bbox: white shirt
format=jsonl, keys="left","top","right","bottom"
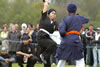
{"left": 95, "top": 32, "right": 100, "bottom": 41}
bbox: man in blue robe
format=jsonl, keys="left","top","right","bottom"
{"left": 56, "top": 3, "right": 89, "bottom": 67}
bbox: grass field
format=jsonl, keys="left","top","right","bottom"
{"left": 12, "top": 64, "right": 94, "bottom": 67}
{"left": 12, "top": 64, "right": 75, "bottom": 67}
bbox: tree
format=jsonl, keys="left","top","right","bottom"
{"left": 0, "top": 0, "right": 8, "bottom": 25}
{"left": 4, "top": 0, "right": 43, "bottom": 26}
{"left": 82, "top": 0, "right": 100, "bottom": 21}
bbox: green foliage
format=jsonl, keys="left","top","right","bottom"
{"left": 96, "top": 10, "right": 100, "bottom": 21}
{"left": 0, "top": 0, "right": 99, "bottom": 28}
{"left": 85, "top": 21, "right": 100, "bottom": 28}
{"left": 6, "top": 0, "right": 43, "bottom": 26}
{"left": 0, "top": 0, "right": 43, "bottom": 27}
{"left": 77, "top": 8, "right": 89, "bottom": 17}
{"left": 0, "top": 0, "right": 8, "bottom": 24}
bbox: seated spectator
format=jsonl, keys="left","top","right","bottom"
{"left": 0, "top": 47, "right": 15, "bottom": 67}
{"left": 16, "top": 34, "right": 39, "bottom": 67}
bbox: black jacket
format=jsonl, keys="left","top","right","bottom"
{"left": 86, "top": 31, "right": 95, "bottom": 45}
{"left": 17, "top": 43, "right": 35, "bottom": 55}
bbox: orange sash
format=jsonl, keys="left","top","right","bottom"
{"left": 65, "top": 30, "right": 80, "bottom": 36}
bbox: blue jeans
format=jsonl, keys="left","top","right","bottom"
{"left": 93, "top": 46, "right": 100, "bottom": 67}
{"left": 87, "top": 46, "right": 93, "bottom": 65}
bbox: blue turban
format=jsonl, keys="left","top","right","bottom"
{"left": 96, "top": 28, "right": 100, "bottom": 31}
{"left": 48, "top": 8, "right": 56, "bottom": 15}
{"left": 67, "top": 3, "right": 77, "bottom": 13}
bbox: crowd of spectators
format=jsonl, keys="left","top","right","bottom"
{"left": 0, "top": 23, "right": 99, "bottom": 67}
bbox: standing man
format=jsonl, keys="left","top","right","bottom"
{"left": 80, "top": 26, "right": 88, "bottom": 64}
{"left": 8, "top": 25, "right": 20, "bottom": 57}
{"left": 92, "top": 28, "right": 100, "bottom": 67}
{"left": 37, "top": 0, "right": 58, "bottom": 67}
{"left": 86, "top": 24, "right": 95, "bottom": 67}
{"left": 56, "top": 3, "right": 89, "bottom": 67}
